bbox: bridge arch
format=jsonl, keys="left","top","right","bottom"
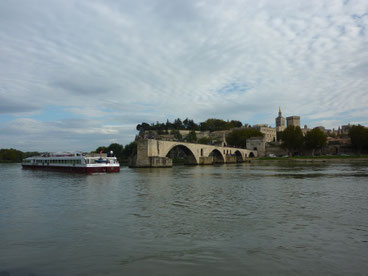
{"left": 249, "top": 152, "right": 255, "bottom": 158}
{"left": 209, "top": 149, "right": 225, "bottom": 164}
{"left": 234, "top": 150, "right": 243, "bottom": 162}
{"left": 164, "top": 144, "right": 198, "bottom": 165}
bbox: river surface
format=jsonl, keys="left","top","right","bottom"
{"left": 1, "top": 161, "right": 368, "bottom": 275}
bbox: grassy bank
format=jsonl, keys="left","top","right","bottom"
{"left": 258, "top": 155, "right": 368, "bottom": 161}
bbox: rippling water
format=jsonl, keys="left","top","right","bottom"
{"left": 1, "top": 161, "right": 368, "bottom": 275}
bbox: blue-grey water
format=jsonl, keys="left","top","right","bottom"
{"left": 1, "top": 161, "right": 368, "bottom": 275}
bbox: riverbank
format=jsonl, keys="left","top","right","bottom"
{"left": 257, "top": 155, "right": 368, "bottom": 162}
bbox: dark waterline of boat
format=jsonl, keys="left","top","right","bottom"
{"left": 1, "top": 162, "right": 368, "bottom": 275}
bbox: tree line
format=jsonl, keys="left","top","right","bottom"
{"left": 3, "top": 125, "right": 366, "bottom": 164}
{"left": 95, "top": 142, "right": 137, "bottom": 164}
{"left": 136, "top": 118, "right": 243, "bottom": 133}
{"left": 0, "top": 142, "right": 139, "bottom": 164}
{"left": 280, "top": 124, "right": 368, "bottom": 156}
{"left": 0, "top": 149, "right": 39, "bottom": 163}
{"left": 226, "top": 128, "right": 264, "bottom": 148}
{"left": 348, "top": 125, "right": 368, "bottom": 152}
{"left": 279, "top": 126, "right": 327, "bottom": 156}
{"left": 146, "top": 127, "right": 263, "bottom": 148}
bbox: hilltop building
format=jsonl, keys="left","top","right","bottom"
{"left": 275, "top": 107, "right": 286, "bottom": 132}
{"left": 246, "top": 136, "right": 266, "bottom": 156}
{"left": 286, "top": 116, "right": 300, "bottom": 127}
{"left": 340, "top": 124, "right": 352, "bottom": 135}
{"left": 302, "top": 125, "right": 310, "bottom": 135}
{"left": 253, "top": 124, "right": 276, "bottom": 143}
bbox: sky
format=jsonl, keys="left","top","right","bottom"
{"left": 0, "top": 0, "right": 368, "bottom": 151}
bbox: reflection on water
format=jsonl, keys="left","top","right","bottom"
{"left": 1, "top": 161, "right": 368, "bottom": 275}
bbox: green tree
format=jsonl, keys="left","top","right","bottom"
{"left": 183, "top": 118, "right": 200, "bottom": 130}
{"left": 186, "top": 130, "right": 197, "bottom": 143}
{"left": 107, "top": 143, "right": 124, "bottom": 158}
{"left": 200, "top": 119, "right": 233, "bottom": 131}
{"left": 171, "top": 130, "right": 183, "bottom": 141}
{"left": 165, "top": 119, "right": 173, "bottom": 130}
{"left": 95, "top": 142, "right": 137, "bottom": 163}
{"left": 123, "top": 141, "right": 137, "bottom": 158}
{"left": 0, "top": 148, "right": 24, "bottom": 163}
{"left": 95, "top": 146, "right": 107, "bottom": 153}
{"left": 280, "top": 126, "right": 304, "bottom": 156}
{"left": 349, "top": 125, "right": 368, "bottom": 153}
{"left": 226, "top": 128, "right": 263, "bottom": 148}
{"left": 173, "top": 118, "right": 184, "bottom": 130}
{"left": 136, "top": 122, "right": 151, "bottom": 132}
{"left": 183, "top": 118, "right": 190, "bottom": 129}
{"left": 137, "top": 118, "right": 240, "bottom": 133}
{"left": 0, "top": 148, "right": 37, "bottom": 163}
{"left": 304, "top": 128, "right": 327, "bottom": 156}
{"left": 230, "top": 120, "right": 242, "bottom": 128}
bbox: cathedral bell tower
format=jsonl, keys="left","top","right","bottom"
{"left": 275, "top": 106, "right": 286, "bottom": 132}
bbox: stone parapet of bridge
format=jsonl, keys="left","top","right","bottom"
{"left": 130, "top": 139, "right": 257, "bottom": 168}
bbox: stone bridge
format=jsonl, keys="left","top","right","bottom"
{"left": 130, "top": 139, "right": 258, "bottom": 168}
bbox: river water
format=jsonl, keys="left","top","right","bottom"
{"left": 1, "top": 161, "right": 368, "bottom": 275}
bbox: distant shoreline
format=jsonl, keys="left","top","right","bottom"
{"left": 2, "top": 156, "right": 368, "bottom": 165}
{"left": 256, "top": 156, "right": 368, "bottom": 162}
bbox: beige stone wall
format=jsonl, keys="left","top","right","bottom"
{"left": 149, "top": 157, "right": 173, "bottom": 167}
{"left": 133, "top": 139, "right": 258, "bottom": 167}
{"left": 246, "top": 137, "right": 266, "bottom": 157}
{"left": 276, "top": 126, "right": 286, "bottom": 132}
{"left": 253, "top": 125, "right": 276, "bottom": 143}
{"left": 198, "top": 156, "right": 214, "bottom": 165}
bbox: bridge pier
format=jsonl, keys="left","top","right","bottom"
{"left": 129, "top": 139, "right": 173, "bottom": 168}
{"left": 225, "top": 155, "right": 237, "bottom": 163}
{"left": 198, "top": 156, "right": 214, "bottom": 165}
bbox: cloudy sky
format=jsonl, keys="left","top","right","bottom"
{"left": 1, "top": 0, "right": 367, "bottom": 151}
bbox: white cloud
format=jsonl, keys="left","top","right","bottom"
{"left": 0, "top": 117, "right": 136, "bottom": 151}
{"left": 0, "top": 0, "right": 368, "bottom": 150}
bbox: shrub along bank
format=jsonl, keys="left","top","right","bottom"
{"left": 0, "top": 149, "right": 39, "bottom": 163}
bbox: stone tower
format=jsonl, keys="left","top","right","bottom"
{"left": 275, "top": 107, "right": 286, "bottom": 132}
{"left": 286, "top": 116, "right": 300, "bottom": 127}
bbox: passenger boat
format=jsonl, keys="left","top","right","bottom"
{"left": 21, "top": 152, "right": 120, "bottom": 173}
